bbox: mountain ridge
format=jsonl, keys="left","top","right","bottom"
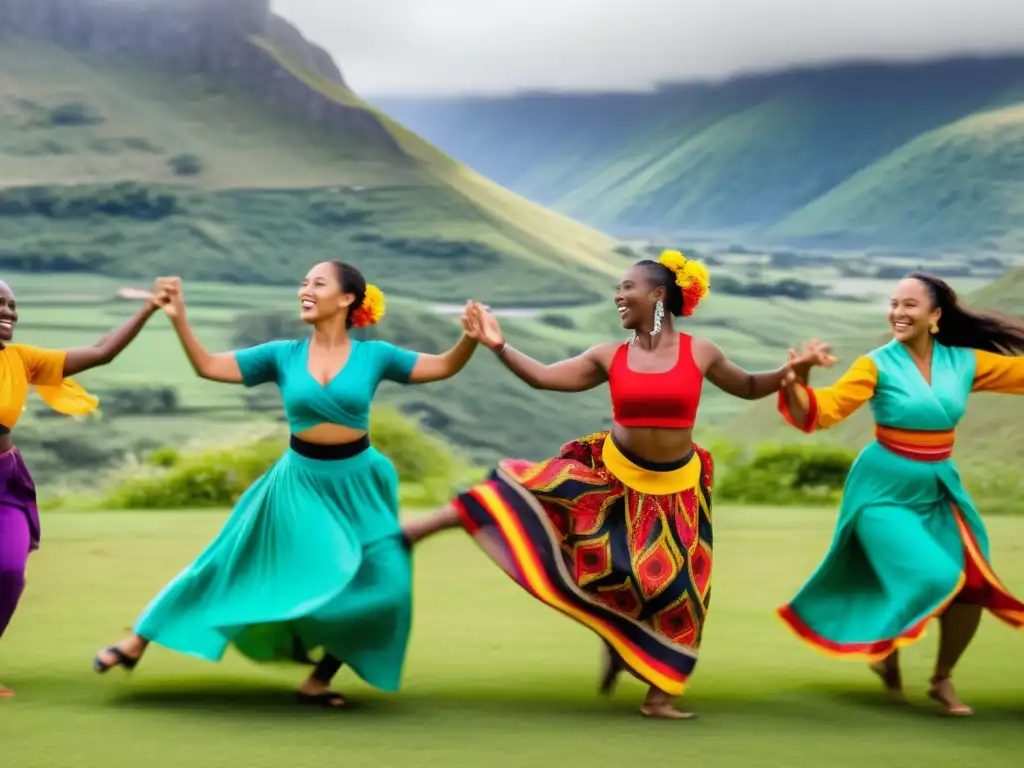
{"left": 374, "top": 55, "right": 1024, "bottom": 250}
{"left": 0, "top": 0, "right": 621, "bottom": 302}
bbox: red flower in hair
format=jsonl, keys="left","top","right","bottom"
{"left": 350, "top": 284, "right": 385, "bottom": 328}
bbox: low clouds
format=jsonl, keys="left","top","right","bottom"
{"left": 272, "top": 0, "right": 1024, "bottom": 95}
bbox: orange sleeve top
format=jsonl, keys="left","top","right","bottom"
{"left": 778, "top": 348, "right": 1024, "bottom": 434}
{"left": 0, "top": 344, "right": 99, "bottom": 430}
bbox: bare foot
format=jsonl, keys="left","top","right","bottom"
{"left": 869, "top": 655, "right": 906, "bottom": 701}
{"left": 928, "top": 676, "right": 973, "bottom": 717}
{"left": 0, "top": 684, "right": 13, "bottom": 698}
{"left": 640, "top": 688, "right": 696, "bottom": 720}
{"left": 297, "top": 678, "right": 345, "bottom": 708}
{"left": 93, "top": 636, "right": 147, "bottom": 674}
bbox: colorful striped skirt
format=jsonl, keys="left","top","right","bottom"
{"left": 778, "top": 428, "right": 1024, "bottom": 660}
{"left": 453, "top": 431, "right": 714, "bottom": 696}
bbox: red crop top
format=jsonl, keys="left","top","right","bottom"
{"left": 609, "top": 335, "right": 704, "bottom": 428}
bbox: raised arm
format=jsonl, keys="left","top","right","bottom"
{"left": 971, "top": 349, "right": 1024, "bottom": 395}
{"left": 161, "top": 278, "right": 244, "bottom": 384}
{"left": 61, "top": 287, "right": 165, "bottom": 376}
{"left": 468, "top": 302, "right": 608, "bottom": 392}
{"left": 407, "top": 324, "right": 479, "bottom": 384}
{"left": 699, "top": 339, "right": 794, "bottom": 400}
{"left": 780, "top": 355, "right": 877, "bottom": 433}
{"left": 493, "top": 344, "right": 610, "bottom": 392}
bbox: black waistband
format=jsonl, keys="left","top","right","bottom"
{"left": 610, "top": 432, "right": 694, "bottom": 472}
{"left": 289, "top": 434, "right": 370, "bottom": 460}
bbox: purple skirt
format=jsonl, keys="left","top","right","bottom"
{"left": 0, "top": 448, "right": 40, "bottom": 551}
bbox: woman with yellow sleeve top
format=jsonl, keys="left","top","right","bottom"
{"left": 0, "top": 278, "right": 167, "bottom": 698}
{"left": 778, "top": 271, "right": 1024, "bottom": 717}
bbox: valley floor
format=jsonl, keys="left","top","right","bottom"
{"left": 3, "top": 508, "right": 1022, "bottom": 767}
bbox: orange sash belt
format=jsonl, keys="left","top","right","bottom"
{"left": 875, "top": 425, "right": 954, "bottom": 462}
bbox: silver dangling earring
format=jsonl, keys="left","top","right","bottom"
{"left": 651, "top": 299, "right": 664, "bottom": 336}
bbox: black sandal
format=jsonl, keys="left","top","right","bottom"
{"left": 93, "top": 646, "right": 141, "bottom": 674}
{"left": 297, "top": 691, "right": 346, "bottom": 708}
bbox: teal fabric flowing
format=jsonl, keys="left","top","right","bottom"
{"left": 132, "top": 337, "right": 420, "bottom": 690}
{"left": 780, "top": 341, "right": 1024, "bottom": 656}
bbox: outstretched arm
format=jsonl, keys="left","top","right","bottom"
{"left": 462, "top": 301, "right": 608, "bottom": 392}
{"left": 170, "top": 314, "right": 244, "bottom": 384}
{"left": 701, "top": 340, "right": 793, "bottom": 400}
{"left": 492, "top": 343, "right": 610, "bottom": 392}
{"left": 62, "top": 294, "right": 163, "bottom": 376}
{"left": 407, "top": 332, "right": 479, "bottom": 384}
{"left": 161, "top": 278, "right": 244, "bottom": 383}
{"left": 972, "top": 349, "right": 1024, "bottom": 394}
{"left": 780, "top": 355, "right": 877, "bottom": 432}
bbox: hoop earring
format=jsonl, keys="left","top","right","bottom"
{"left": 651, "top": 300, "right": 664, "bottom": 336}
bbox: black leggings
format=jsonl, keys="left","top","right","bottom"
{"left": 312, "top": 654, "right": 343, "bottom": 683}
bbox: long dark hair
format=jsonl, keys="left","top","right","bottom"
{"left": 910, "top": 271, "right": 1024, "bottom": 355}
{"left": 330, "top": 260, "right": 366, "bottom": 330}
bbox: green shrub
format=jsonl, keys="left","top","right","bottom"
{"left": 716, "top": 443, "right": 856, "bottom": 505}
{"left": 102, "top": 407, "right": 466, "bottom": 510}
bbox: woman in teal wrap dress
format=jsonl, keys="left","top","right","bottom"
{"left": 779, "top": 272, "right": 1024, "bottom": 716}
{"left": 93, "top": 262, "right": 479, "bottom": 707}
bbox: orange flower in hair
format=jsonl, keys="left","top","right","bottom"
{"left": 350, "top": 284, "right": 385, "bottom": 328}
{"left": 658, "top": 250, "right": 711, "bottom": 316}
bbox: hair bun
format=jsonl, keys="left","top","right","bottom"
{"left": 658, "top": 250, "right": 710, "bottom": 316}
{"left": 350, "top": 284, "right": 386, "bottom": 328}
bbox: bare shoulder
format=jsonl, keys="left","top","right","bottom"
{"left": 688, "top": 335, "right": 724, "bottom": 368}
{"left": 585, "top": 341, "right": 622, "bottom": 370}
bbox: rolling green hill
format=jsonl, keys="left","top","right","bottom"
{"left": 727, "top": 267, "right": 1024, "bottom": 475}
{"left": 374, "top": 57, "right": 1024, "bottom": 251}
{"left": 4, "top": 1, "right": 1020, "bottom": 495}
{"left": 0, "top": 2, "right": 621, "bottom": 305}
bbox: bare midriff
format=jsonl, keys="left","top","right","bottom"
{"left": 293, "top": 423, "right": 368, "bottom": 445}
{"left": 611, "top": 423, "right": 695, "bottom": 465}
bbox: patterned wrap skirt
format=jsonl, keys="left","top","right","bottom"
{"left": 453, "top": 430, "right": 714, "bottom": 696}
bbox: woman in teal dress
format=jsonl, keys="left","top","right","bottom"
{"left": 93, "top": 262, "right": 479, "bottom": 707}
{"left": 779, "top": 271, "right": 1024, "bottom": 716}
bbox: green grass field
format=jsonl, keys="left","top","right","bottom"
{"left": 3, "top": 508, "right": 1022, "bottom": 767}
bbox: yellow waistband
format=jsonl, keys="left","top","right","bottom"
{"left": 600, "top": 434, "right": 701, "bottom": 496}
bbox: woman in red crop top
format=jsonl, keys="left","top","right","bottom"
{"left": 402, "top": 251, "right": 830, "bottom": 719}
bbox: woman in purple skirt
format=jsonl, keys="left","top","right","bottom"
{"left": 0, "top": 278, "right": 166, "bottom": 698}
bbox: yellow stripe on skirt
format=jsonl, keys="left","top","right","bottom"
{"left": 452, "top": 431, "right": 715, "bottom": 696}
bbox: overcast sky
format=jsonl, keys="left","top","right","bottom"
{"left": 272, "top": 0, "right": 1024, "bottom": 96}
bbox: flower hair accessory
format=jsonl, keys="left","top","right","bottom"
{"left": 350, "top": 284, "right": 386, "bottom": 328}
{"left": 658, "top": 249, "right": 710, "bottom": 317}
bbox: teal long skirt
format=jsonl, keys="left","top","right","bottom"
{"left": 133, "top": 443, "right": 412, "bottom": 692}
{"left": 778, "top": 441, "right": 1024, "bottom": 660}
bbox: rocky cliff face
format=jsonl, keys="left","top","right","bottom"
{"left": 0, "top": 0, "right": 404, "bottom": 154}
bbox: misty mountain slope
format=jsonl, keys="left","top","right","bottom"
{"left": 0, "top": 0, "right": 621, "bottom": 302}
{"left": 772, "top": 104, "right": 1024, "bottom": 250}
{"left": 375, "top": 57, "right": 1024, "bottom": 247}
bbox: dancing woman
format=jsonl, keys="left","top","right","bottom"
{"left": 777, "top": 272, "right": 1024, "bottom": 716}
{"left": 1, "top": 279, "right": 165, "bottom": 698}
{"left": 94, "top": 262, "right": 479, "bottom": 707}
{"left": 402, "top": 251, "right": 825, "bottom": 719}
